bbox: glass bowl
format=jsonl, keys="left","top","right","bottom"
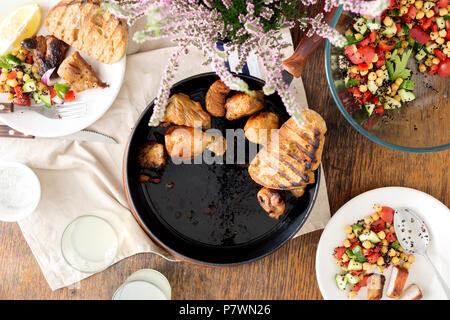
{"left": 325, "top": 6, "right": 449, "bottom": 153}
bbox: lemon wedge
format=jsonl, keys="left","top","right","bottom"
{"left": 0, "top": 2, "right": 42, "bottom": 55}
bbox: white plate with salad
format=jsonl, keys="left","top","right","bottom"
{"left": 0, "top": 0, "right": 125, "bottom": 137}
{"left": 316, "top": 187, "right": 450, "bottom": 300}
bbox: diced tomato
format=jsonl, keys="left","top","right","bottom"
{"left": 64, "top": 90, "right": 75, "bottom": 102}
{"left": 438, "top": 58, "right": 450, "bottom": 77}
{"left": 13, "top": 95, "right": 31, "bottom": 106}
{"left": 348, "top": 86, "right": 362, "bottom": 98}
{"left": 386, "top": 232, "right": 397, "bottom": 243}
{"left": 357, "top": 275, "right": 371, "bottom": 288}
{"left": 419, "top": 17, "right": 434, "bottom": 31}
{"left": 8, "top": 71, "right": 17, "bottom": 80}
{"left": 369, "top": 31, "right": 377, "bottom": 43}
{"left": 49, "top": 86, "right": 57, "bottom": 99}
{"left": 372, "top": 244, "right": 381, "bottom": 254}
{"left": 371, "top": 219, "right": 386, "bottom": 233}
{"left": 349, "top": 72, "right": 363, "bottom": 82}
{"left": 429, "top": 64, "right": 439, "bottom": 75}
{"left": 378, "top": 39, "right": 396, "bottom": 51}
{"left": 333, "top": 246, "right": 346, "bottom": 260}
{"left": 358, "top": 62, "right": 369, "bottom": 72}
{"left": 362, "top": 248, "right": 372, "bottom": 256}
{"left": 349, "top": 241, "right": 362, "bottom": 250}
{"left": 438, "top": 0, "right": 448, "bottom": 8}
{"left": 345, "top": 44, "right": 364, "bottom": 64}
{"left": 369, "top": 96, "right": 379, "bottom": 105}
{"left": 358, "top": 46, "right": 375, "bottom": 64}
{"left": 388, "top": 0, "right": 401, "bottom": 9}
{"left": 375, "top": 105, "right": 384, "bottom": 115}
{"left": 446, "top": 28, "right": 450, "bottom": 41}
{"left": 410, "top": 26, "right": 431, "bottom": 44}
{"left": 13, "top": 85, "right": 23, "bottom": 98}
{"left": 350, "top": 270, "right": 364, "bottom": 276}
{"left": 431, "top": 24, "right": 438, "bottom": 33}
{"left": 379, "top": 206, "right": 394, "bottom": 223}
{"left": 395, "top": 23, "right": 402, "bottom": 34}
{"left": 367, "top": 253, "right": 379, "bottom": 263}
{"left": 358, "top": 37, "right": 372, "bottom": 47}
{"left": 25, "top": 53, "right": 33, "bottom": 64}
{"left": 361, "top": 90, "right": 372, "bottom": 103}
{"left": 407, "top": 5, "right": 418, "bottom": 19}
{"left": 434, "top": 49, "right": 446, "bottom": 61}
{"left": 353, "top": 284, "right": 361, "bottom": 292}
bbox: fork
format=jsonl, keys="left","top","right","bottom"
{"left": 0, "top": 102, "right": 87, "bottom": 120}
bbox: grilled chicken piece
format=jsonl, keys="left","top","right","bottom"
{"left": 367, "top": 274, "right": 385, "bottom": 300}
{"left": 45, "top": 0, "right": 126, "bottom": 64}
{"left": 244, "top": 111, "right": 279, "bottom": 145}
{"left": 205, "top": 80, "right": 230, "bottom": 117}
{"left": 290, "top": 187, "right": 305, "bottom": 198}
{"left": 386, "top": 266, "right": 409, "bottom": 299}
{"left": 248, "top": 109, "right": 326, "bottom": 191}
{"left": 400, "top": 284, "right": 423, "bottom": 300}
{"left": 21, "top": 36, "right": 69, "bottom": 75}
{"left": 162, "top": 93, "right": 211, "bottom": 129}
{"left": 165, "top": 126, "right": 226, "bottom": 161}
{"left": 57, "top": 52, "right": 108, "bottom": 92}
{"left": 137, "top": 141, "right": 166, "bottom": 170}
{"left": 225, "top": 90, "right": 264, "bottom": 120}
{"left": 257, "top": 187, "right": 286, "bottom": 219}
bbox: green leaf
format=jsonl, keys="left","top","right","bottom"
{"left": 345, "top": 35, "right": 361, "bottom": 45}
{"left": 386, "top": 49, "right": 413, "bottom": 80}
{"left": 345, "top": 78, "right": 360, "bottom": 88}
{"left": 54, "top": 83, "right": 71, "bottom": 99}
{"left": 0, "top": 57, "right": 13, "bottom": 71}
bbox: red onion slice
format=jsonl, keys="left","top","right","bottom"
{"left": 40, "top": 67, "right": 56, "bottom": 86}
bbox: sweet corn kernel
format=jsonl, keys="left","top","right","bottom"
{"left": 375, "top": 77, "right": 383, "bottom": 86}
{"left": 385, "top": 51, "right": 392, "bottom": 59}
{"left": 372, "top": 53, "right": 379, "bottom": 63}
{"left": 400, "top": 6, "right": 409, "bottom": 15}
{"left": 391, "top": 83, "right": 399, "bottom": 92}
{"left": 433, "top": 57, "right": 441, "bottom": 64}
{"left": 375, "top": 70, "right": 384, "bottom": 78}
{"left": 355, "top": 33, "right": 364, "bottom": 41}
{"left": 360, "top": 69, "right": 368, "bottom": 76}
{"left": 419, "top": 63, "right": 427, "bottom": 72}
{"left": 383, "top": 16, "right": 393, "bottom": 27}
{"left": 390, "top": 226, "right": 395, "bottom": 233}
{"left": 408, "top": 0, "right": 414, "bottom": 5}
{"left": 425, "top": 10, "right": 435, "bottom": 18}
{"left": 36, "top": 82, "right": 47, "bottom": 91}
{"left": 377, "top": 257, "right": 384, "bottom": 265}
{"left": 6, "top": 92, "right": 14, "bottom": 100}
{"left": 430, "top": 32, "right": 439, "bottom": 40}
{"left": 402, "top": 40, "right": 409, "bottom": 48}
{"left": 359, "top": 84, "right": 368, "bottom": 92}
{"left": 400, "top": 253, "right": 408, "bottom": 260}
{"left": 392, "top": 256, "right": 400, "bottom": 265}
{"left": 16, "top": 53, "right": 25, "bottom": 61}
{"left": 397, "top": 47, "right": 404, "bottom": 55}
{"left": 377, "top": 231, "right": 386, "bottom": 240}
{"left": 368, "top": 62, "right": 373, "bottom": 69}
{"left": 6, "top": 79, "right": 18, "bottom": 87}
{"left": 398, "top": 246, "right": 403, "bottom": 252}
{"left": 403, "top": 262, "right": 411, "bottom": 270}
{"left": 371, "top": 212, "right": 379, "bottom": 221}
{"left": 416, "top": 11, "right": 425, "bottom": 19}
{"left": 381, "top": 246, "right": 388, "bottom": 254}
{"left": 347, "top": 232, "right": 355, "bottom": 239}
{"left": 388, "top": 248, "right": 397, "bottom": 257}
{"left": 415, "top": 1, "right": 423, "bottom": 9}
{"left": 439, "top": 30, "right": 447, "bottom": 38}
{"left": 394, "top": 95, "right": 402, "bottom": 101}
{"left": 344, "top": 239, "right": 351, "bottom": 248}
{"left": 439, "top": 8, "right": 448, "bottom": 16}
{"left": 363, "top": 262, "right": 371, "bottom": 270}
{"left": 444, "top": 47, "right": 450, "bottom": 56}
{"left": 31, "top": 66, "right": 39, "bottom": 74}
{"left": 16, "top": 71, "right": 23, "bottom": 80}
{"left": 345, "top": 225, "right": 353, "bottom": 234}
{"left": 362, "top": 241, "right": 372, "bottom": 249}
{"left": 348, "top": 291, "right": 357, "bottom": 299}
{"left": 368, "top": 72, "right": 377, "bottom": 81}
{"left": 395, "top": 77, "right": 404, "bottom": 85}
{"left": 408, "top": 255, "right": 415, "bottom": 263}
{"left": 425, "top": 58, "right": 433, "bottom": 67}
{"left": 350, "top": 66, "right": 359, "bottom": 73}
{"left": 23, "top": 73, "right": 30, "bottom": 82}
{"left": 345, "top": 29, "right": 353, "bottom": 37}
{"left": 0, "top": 73, "right": 7, "bottom": 82}
{"left": 436, "top": 37, "right": 445, "bottom": 45}
{"left": 342, "top": 254, "right": 349, "bottom": 262}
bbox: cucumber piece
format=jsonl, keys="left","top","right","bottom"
{"left": 359, "top": 230, "right": 381, "bottom": 243}
{"left": 346, "top": 249, "right": 356, "bottom": 259}
{"left": 345, "top": 273, "right": 361, "bottom": 285}
{"left": 352, "top": 246, "right": 367, "bottom": 263}
{"left": 352, "top": 223, "right": 364, "bottom": 235}
{"left": 425, "top": 43, "right": 438, "bottom": 54}
{"left": 399, "top": 79, "right": 414, "bottom": 91}
{"left": 38, "top": 91, "right": 52, "bottom": 108}
{"left": 22, "top": 79, "right": 36, "bottom": 93}
{"left": 384, "top": 96, "right": 402, "bottom": 110}
{"left": 4, "top": 53, "right": 21, "bottom": 65}
{"left": 436, "top": 17, "right": 445, "bottom": 30}
{"left": 398, "top": 89, "right": 416, "bottom": 102}
{"left": 335, "top": 274, "right": 347, "bottom": 291}
{"left": 367, "top": 20, "right": 381, "bottom": 31}
{"left": 21, "top": 63, "right": 32, "bottom": 74}
{"left": 381, "top": 24, "right": 397, "bottom": 37}
{"left": 398, "top": 24, "right": 410, "bottom": 36}
{"left": 415, "top": 49, "right": 427, "bottom": 61}
{"left": 423, "top": 1, "right": 435, "bottom": 12}
{"left": 364, "top": 102, "right": 376, "bottom": 116}
{"left": 32, "top": 91, "right": 41, "bottom": 104}
{"left": 353, "top": 17, "right": 368, "bottom": 35}
{"left": 352, "top": 109, "right": 369, "bottom": 125}
{"left": 348, "top": 259, "right": 363, "bottom": 271}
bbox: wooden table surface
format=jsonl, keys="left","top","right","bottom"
{"left": 0, "top": 3, "right": 448, "bottom": 300}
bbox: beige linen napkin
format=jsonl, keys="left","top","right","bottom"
{"left": 0, "top": 29, "right": 330, "bottom": 290}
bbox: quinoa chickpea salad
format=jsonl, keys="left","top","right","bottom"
{"left": 333, "top": 204, "right": 415, "bottom": 299}
{"left": 0, "top": 46, "right": 75, "bottom": 107}
{"left": 338, "top": 0, "right": 450, "bottom": 125}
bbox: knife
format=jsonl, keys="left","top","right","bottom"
{"left": 0, "top": 125, "right": 117, "bottom": 144}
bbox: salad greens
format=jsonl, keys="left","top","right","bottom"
{"left": 386, "top": 49, "right": 413, "bottom": 80}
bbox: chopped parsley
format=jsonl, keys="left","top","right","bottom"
{"left": 386, "top": 49, "right": 413, "bottom": 80}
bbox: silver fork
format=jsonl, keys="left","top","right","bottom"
{"left": 0, "top": 102, "right": 87, "bottom": 120}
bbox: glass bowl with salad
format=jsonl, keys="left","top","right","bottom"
{"left": 325, "top": 1, "right": 449, "bottom": 152}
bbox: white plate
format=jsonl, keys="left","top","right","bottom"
{"left": 0, "top": 0, "right": 126, "bottom": 137}
{"left": 316, "top": 187, "right": 450, "bottom": 300}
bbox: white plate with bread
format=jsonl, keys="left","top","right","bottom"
{"left": 316, "top": 187, "right": 450, "bottom": 300}
{"left": 0, "top": 0, "right": 126, "bottom": 137}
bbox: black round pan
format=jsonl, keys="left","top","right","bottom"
{"left": 124, "top": 72, "right": 320, "bottom": 265}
